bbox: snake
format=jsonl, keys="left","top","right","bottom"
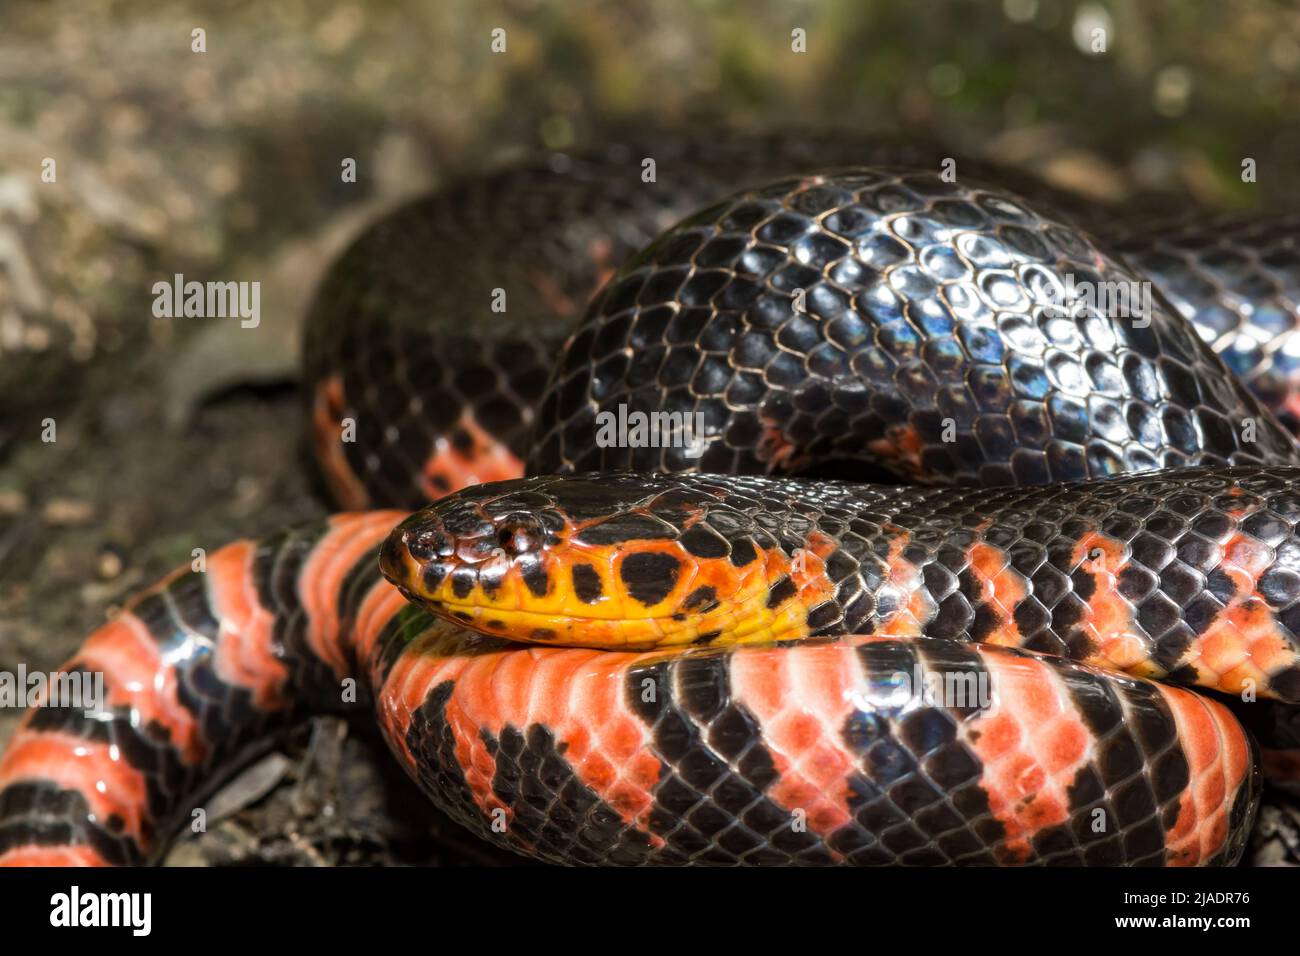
{"left": 4, "top": 132, "right": 1300, "bottom": 866}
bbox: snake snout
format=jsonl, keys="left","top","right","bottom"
{"left": 378, "top": 505, "right": 471, "bottom": 594}
{"left": 404, "top": 527, "right": 454, "bottom": 562}
{"left": 379, "top": 522, "right": 430, "bottom": 593}
{"left": 377, "top": 489, "right": 577, "bottom": 635}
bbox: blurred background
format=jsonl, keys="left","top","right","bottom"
{"left": 1, "top": 0, "right": 1298, "bottom": 864}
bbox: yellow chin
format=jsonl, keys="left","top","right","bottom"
{"left": 428, "top": 598, "right": 816, "bottom": 650}
{"left": 406, "top": 532, "right": 843, "bottom": 650}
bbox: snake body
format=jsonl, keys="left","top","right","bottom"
{"left": 4, "top": 138, "right": 1300, "bottom": 866}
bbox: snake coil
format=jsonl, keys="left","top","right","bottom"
{"left": 4, "top": 138, "right": 1300, "bottom": 866}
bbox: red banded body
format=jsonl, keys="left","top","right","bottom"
{"left": 383, "top": 628, "right": 1256, "bottom": 866}
{"left": 0, "top": 512, "right": 405, "bottom": 866}
{"left": 0, "top": 519, "right": 1261, "bottom": 866}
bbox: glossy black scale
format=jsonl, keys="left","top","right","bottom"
{"left": 529, "top": 169, "right": 1300, "bottom": 483}
{"left": 305, "top": 134, "right": 1000, "bottom": 509}
{"left": 1115, "top": 213, "right": 1300, "bottom": 432}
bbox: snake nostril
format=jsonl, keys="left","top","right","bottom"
{"left": 406, "top": 528, "right": 451, "bottom": 562}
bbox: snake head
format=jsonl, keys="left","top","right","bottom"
{"left": 378, "top": 472, "right": 837, "bottom": 649}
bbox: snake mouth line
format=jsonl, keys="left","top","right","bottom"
{"left": 414, "top": 594, "right": 814, "bottom": 649}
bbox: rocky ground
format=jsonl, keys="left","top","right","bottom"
{"left": 2, "top": 0, "right": 1299, "bottom": 865}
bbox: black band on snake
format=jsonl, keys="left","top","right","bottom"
{"left": 6, "top": 134, "right": 1300, "bottom": 866}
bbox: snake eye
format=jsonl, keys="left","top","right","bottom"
{"left": 496, "top": 514, "right": 544, "bottom": 556}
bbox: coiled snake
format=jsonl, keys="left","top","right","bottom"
{"left": 5, "top": 133, "right": 1300, "bottom": 866}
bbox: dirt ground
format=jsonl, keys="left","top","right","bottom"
{"left": 3, "top": 1, "right": 1300, "bottom": 866}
